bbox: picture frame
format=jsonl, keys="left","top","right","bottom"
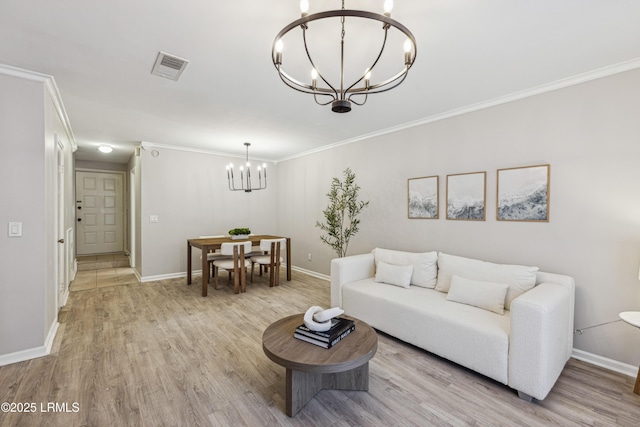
{"left": 408, "top": 176, "right": 439, "bottom": 219}
{"left": 446, "top": 172, "right": 486, "bottom": 221}
{"left": 497, "top": 164, "right": 550, "bottom": 222}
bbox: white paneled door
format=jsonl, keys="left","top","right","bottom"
{"left": 76, "top": 171, "right": 124, "bottom": 255}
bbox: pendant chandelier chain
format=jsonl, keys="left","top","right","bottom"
{"left": 340, "top": 1, "right": 346, "bottom": 100}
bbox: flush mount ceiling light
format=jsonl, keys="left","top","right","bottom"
{"left": 272, "top": 0, "right": 417, "bottom": 113}
{"left": 98, "top": 145, "right": 113, "bottom": 153}
{"left": 226, "top": 143, "right": 267, "bottom": 193}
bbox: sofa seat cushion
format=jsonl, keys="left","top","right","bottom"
{"left": 342, "top": 279, "right": 510, "bottom": 384}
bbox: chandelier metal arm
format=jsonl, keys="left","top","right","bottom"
{"left": 313, "top": 92, "right": 336, "bottom": 106}
{"left": 275, "top": 65, "right": 337, "bottom": 95}
{"left": 358, "top": 65, "right": 410, "bottom": 94}
{"left": 347, "top": 93, "right": 368, "bottom": 106}
{"left": 344, "top": 26, "right": 389, "bottom": 95}
{"left": 302, "top": 26, "right": 338, "bottom": 99}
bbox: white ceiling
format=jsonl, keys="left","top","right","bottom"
{"left": 1, "top": 0, "right": 639, "bottom": 164}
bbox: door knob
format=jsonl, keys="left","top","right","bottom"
{"left": 77, "top": 218, "right": 82, "bottom": 222}
{"left": 58, "top": 239, "right": 65, "bottom": 244}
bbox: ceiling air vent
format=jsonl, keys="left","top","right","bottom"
{"left": 151, "top": 51, "right": 189, "bottom": 81}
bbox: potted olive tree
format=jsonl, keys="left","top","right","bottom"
{"left": 316, "top": 168, "right": 369, "bottom": 258}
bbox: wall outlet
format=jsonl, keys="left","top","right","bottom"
{"left": 149, "top": 215, "right": 159, "bottom": 223}
{"left": 307, "top": 253, "right": 312, "bottom": 261}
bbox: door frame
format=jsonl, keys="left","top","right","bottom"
{"left": 129, "top": 167, "right": 136, "bottom": 268}
{"left": 75, "top": 168, "right": 127, "bottom": 256}
{"left": 55, "top": 135, "right": 68, "bottom": 308}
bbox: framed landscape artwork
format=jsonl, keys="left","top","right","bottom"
{"left": 408, "top": 176, "right": 439, "bottom": 219}
{"left": 497, "top": 164, "right": 550, "bottom": 222}
{"left": 446, "top": 172, "right": 486, "bottom": 221}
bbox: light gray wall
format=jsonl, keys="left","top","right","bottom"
{"left": 275, "top": 68, "right": 640, "bottom": 366}
{"left": 0, "top": 70, "right": 74, "bottom": 360}
{"left": 139, "top": 146, "right": 277, "bottom": 278}
{"left": 0, "top": 74, "right": 46, "bottom": 355}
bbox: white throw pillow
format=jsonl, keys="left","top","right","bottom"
{"left": 374, "top": 261, "right": 413, "bottom": 289}
{"left": 373, "top": 248, "right": 438, "bottom": 288}
{"left": 446, "top": 275, "right": 509, "bottom": 314}
{"left": 436, "top": 252, "right": 538, "bottom": 309}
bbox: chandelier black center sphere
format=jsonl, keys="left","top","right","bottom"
{"left": 272, "top": 0, "right": 417, "bottom": 113}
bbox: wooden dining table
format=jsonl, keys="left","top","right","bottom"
{"left": 187, "top": 235, "right": 291, "bottom": 296}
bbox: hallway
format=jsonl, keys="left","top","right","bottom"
{"left": 70, "top": 253, "right": 139, "bottom": 291}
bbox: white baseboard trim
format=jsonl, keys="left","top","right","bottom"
{"left": 140, "top": 270, "right": 199, "bottom": 282}
{"left": 45, "top": 321, "right": 59, "bottom": 355}
{"left": 140, "top": 266, "right": 330, "bottom": 283}
{"left": 571, "top": 348, "right": 638, "bottom": 378}
{"left": 290, "top": 265, "right": 329, "bottom": 281}
{"left": 60, "top": 289, "right": 69, "bottom": 308}
{"left": 0, "top": 346, "right": 48, "bottom": 367}
{"left": 0, "top": 322, "right": 59, "bottom": 367}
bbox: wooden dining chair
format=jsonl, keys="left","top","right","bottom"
{"left": 199, "top": 235, "right": 226, "bottom": 281}
{"left": 213, "top": 241, "right": 252, "bottom": 293}
{"left": 250, "top": 238, "right": 286, "bottom": 287}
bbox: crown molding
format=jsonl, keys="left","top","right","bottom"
{"left": 276, "top": 58, "right": 640, "bottom": 163}
{"left": 140, "top": 141, "right": 273, "bottom": 164}
{"left": 0, "top": 64, "right": 77, "bottom": 151}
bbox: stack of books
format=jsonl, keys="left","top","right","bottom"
{"left": 294, "top": 317, "right": 355, "bottom": 349}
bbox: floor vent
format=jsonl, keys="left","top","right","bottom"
{"left": 151, "top": 51, "right": 189, "bottom": 81}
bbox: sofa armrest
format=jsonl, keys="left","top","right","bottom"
{"left": 508, "top": 280, "right": 575, "bottom": 400}
{"left": 330, "top": 253, "right": 375, "bottom": 307}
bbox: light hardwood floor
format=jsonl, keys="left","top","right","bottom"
{"left": 1, "top": 269, "right": 639, "bottom": 426}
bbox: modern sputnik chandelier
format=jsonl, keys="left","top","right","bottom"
{"left": 226, "top": 143, "right": 267, "bottom": 192}
{"left": 272, "top": 0, "right": 417, "bottom": 113}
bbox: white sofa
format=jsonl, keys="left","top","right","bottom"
{"left": 330, "top": 249, "right": 575, "bottom": 401}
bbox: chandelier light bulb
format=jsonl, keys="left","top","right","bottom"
{"left": 384, "top": 0, "right": 394, "bottom": 16}
{"left": 300, "top": 0, "right": 310, "bottom": 16}
{"left": 275, "top": 39, "right": 283, "bottom": 65}
{"left": 404, "top": 39, "right": 413, "bottom": 64}
{"left": 240, "top": 166, "right": 244, "bottom": 172}
{"left": 262, "top": 163, "right": 267, "bottom": 169}
{"left": 404, "top": 38, "right": 412, "bottom": 53}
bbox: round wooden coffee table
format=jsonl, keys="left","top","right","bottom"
{"left": 262, "top": 313, "right": 378, "bottom": 416}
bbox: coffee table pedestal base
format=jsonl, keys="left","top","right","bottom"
{"left": 285, "top": 362, "right": 369, "bottom": 417}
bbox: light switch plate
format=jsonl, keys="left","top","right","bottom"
{"left": 8, "top": 222, "right": 22, "bottom": 237}
{"left": 149, "top": 215, "right": 159, "bottom": 223}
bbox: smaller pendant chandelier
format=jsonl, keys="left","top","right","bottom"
{"left": 272, "top": 0, "right": 417, "bottom": 113}
{"left": 226, "top": 143, "right": 267, "bottom": 192}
